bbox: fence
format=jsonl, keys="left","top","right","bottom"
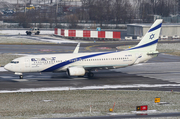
{"left": 54, "top": 28, "right": 121, "bottom": 40}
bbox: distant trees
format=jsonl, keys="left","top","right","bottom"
{"left": 113, "top": 0, "right": 133, "bottom": 24}
{"left": 14, "top": 5, "right": 56, "bottom": 28}
{"left": 79, "top": 0, "right": 112, "bottom": 26}
{"left": 4, "top": 0, "right": 180, "bottom": 28}
{"left": 78, "top": 0, "right": 133, "bottom": 26}
{"left": 155, "top": 0, "right": 171, "bottom": 17}
{"left": 15, "top": 12, "right": 31, "bottom": 28}
{"left": 65, "top": 14, "right": 79, "bottom": 28}
{"left": 134, "top": 0, "right": 178, "bottom": 22}
{"left": 77, "top": 0, "right": 180, "bottom": 24}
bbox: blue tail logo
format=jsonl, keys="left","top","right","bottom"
{"left": 150, "top": 34, "right": 155, "bottom": 40}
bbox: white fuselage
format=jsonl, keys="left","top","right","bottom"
{"left": 4, "top": 50, "right": 154, "bottom": 73}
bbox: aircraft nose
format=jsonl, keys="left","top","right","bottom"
{"left": 4, "top": 64, "right": 11, "bottom": 71}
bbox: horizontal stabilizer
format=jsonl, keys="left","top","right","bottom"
{"left": 147, "top": 51, "right": 159, "bottom": 55}
{"left": 148, "top": 51, "right": 174, "bottom": 55}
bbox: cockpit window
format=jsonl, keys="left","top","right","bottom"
{"left": 10, "top": 61, "right": 19, "bottom": 64}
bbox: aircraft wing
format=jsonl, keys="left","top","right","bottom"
{"left": 73, "top": 42, "right": 80, "bottom": 53}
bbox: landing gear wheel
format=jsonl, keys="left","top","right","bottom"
{"left": 19, "top": 75, "right": 23, "bottom": 79}
{"left": 88, "top": 72, "right": 94, "bottom": 78}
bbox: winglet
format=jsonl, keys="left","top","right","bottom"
{"left": 73, "top": 42, "right": 80, "bottom": 53}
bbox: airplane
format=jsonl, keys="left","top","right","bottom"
{"left": 4, "top": 19, "right": 163, "bottom": 79}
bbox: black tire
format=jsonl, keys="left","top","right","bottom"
{"left": 19, "top": 75, "right": 23, "bottom": 79}
{"left": 88, "top": 72, "right": 94, "bottom": 78}
{"left": 27, "top": 32, "right": 31, "bottom": 35}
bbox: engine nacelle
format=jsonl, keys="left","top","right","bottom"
{"left": 67, "top": 67, "right": 85, "bottom": 76}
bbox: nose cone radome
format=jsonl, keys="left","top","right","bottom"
{"left": 4, "top": 64, "right": 11, "bottom": 71}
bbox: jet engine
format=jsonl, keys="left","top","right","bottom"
{"left": 67, "top": 67, "right": 85, "bottom": 76}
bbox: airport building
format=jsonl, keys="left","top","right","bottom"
{"left": 127, "top": 23, "right": 180, "bottom": 38}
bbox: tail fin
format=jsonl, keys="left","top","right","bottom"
{"left": 127, "top": 19, "right": 163, "bottom": 52}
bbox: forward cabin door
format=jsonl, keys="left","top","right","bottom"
{"left": 24, "top": 58, "right": 30, "bottom": 72}
{"left": 25, "top": 58, "right": 30, "bottom": 67}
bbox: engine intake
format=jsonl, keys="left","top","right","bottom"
{"left": 67, "top": 67, "right": 85, "bottom": 76}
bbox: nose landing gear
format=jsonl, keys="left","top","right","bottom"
{"left": 19, "top": 75, "right": 23, "bottom": 79}
{"left": 15, "top": 73, "right": 23, "bottom": 79}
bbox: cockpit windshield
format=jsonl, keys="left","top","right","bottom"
{"left": 10, "top": 61, "right": 19, "bottom": 64}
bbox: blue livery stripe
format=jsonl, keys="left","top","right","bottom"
{"left": 42, "top": 39, "right": 158, "bottom": 72}
{"left": 126, "top": 39, "right": 158, "bottom": 51}
{"left": 42, "top": 51, "right": 116, "bottom": 72}
{"left": 148, "top": 23, "right": 162, "bottom": 32}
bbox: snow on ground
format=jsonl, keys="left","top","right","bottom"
{"left": 158, "top": 43, "right": 180, "bottom": 51}
{"left": 39, "top": 38, "right": 78, "bottom": 43}
{"left": 17, "top": 35, "right": 78, "bottom": 44}
{"left": 0, "top": 30, "right": 79, "bottom": 43}
{"left": 0, "top": 30, "right": 54, "bottom": 35}
{"left": 1, "top": 84, "right": 180, "bottom": 93}
{"left": 0, "top": 67, "right": 6, "bottom": 72}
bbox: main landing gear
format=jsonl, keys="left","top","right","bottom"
{"left": 87, "top": 72, "right": 94, "bottom": 78}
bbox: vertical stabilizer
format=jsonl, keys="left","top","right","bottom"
{"left": 127, "top": 19, "right": 163, "bottom": 52}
